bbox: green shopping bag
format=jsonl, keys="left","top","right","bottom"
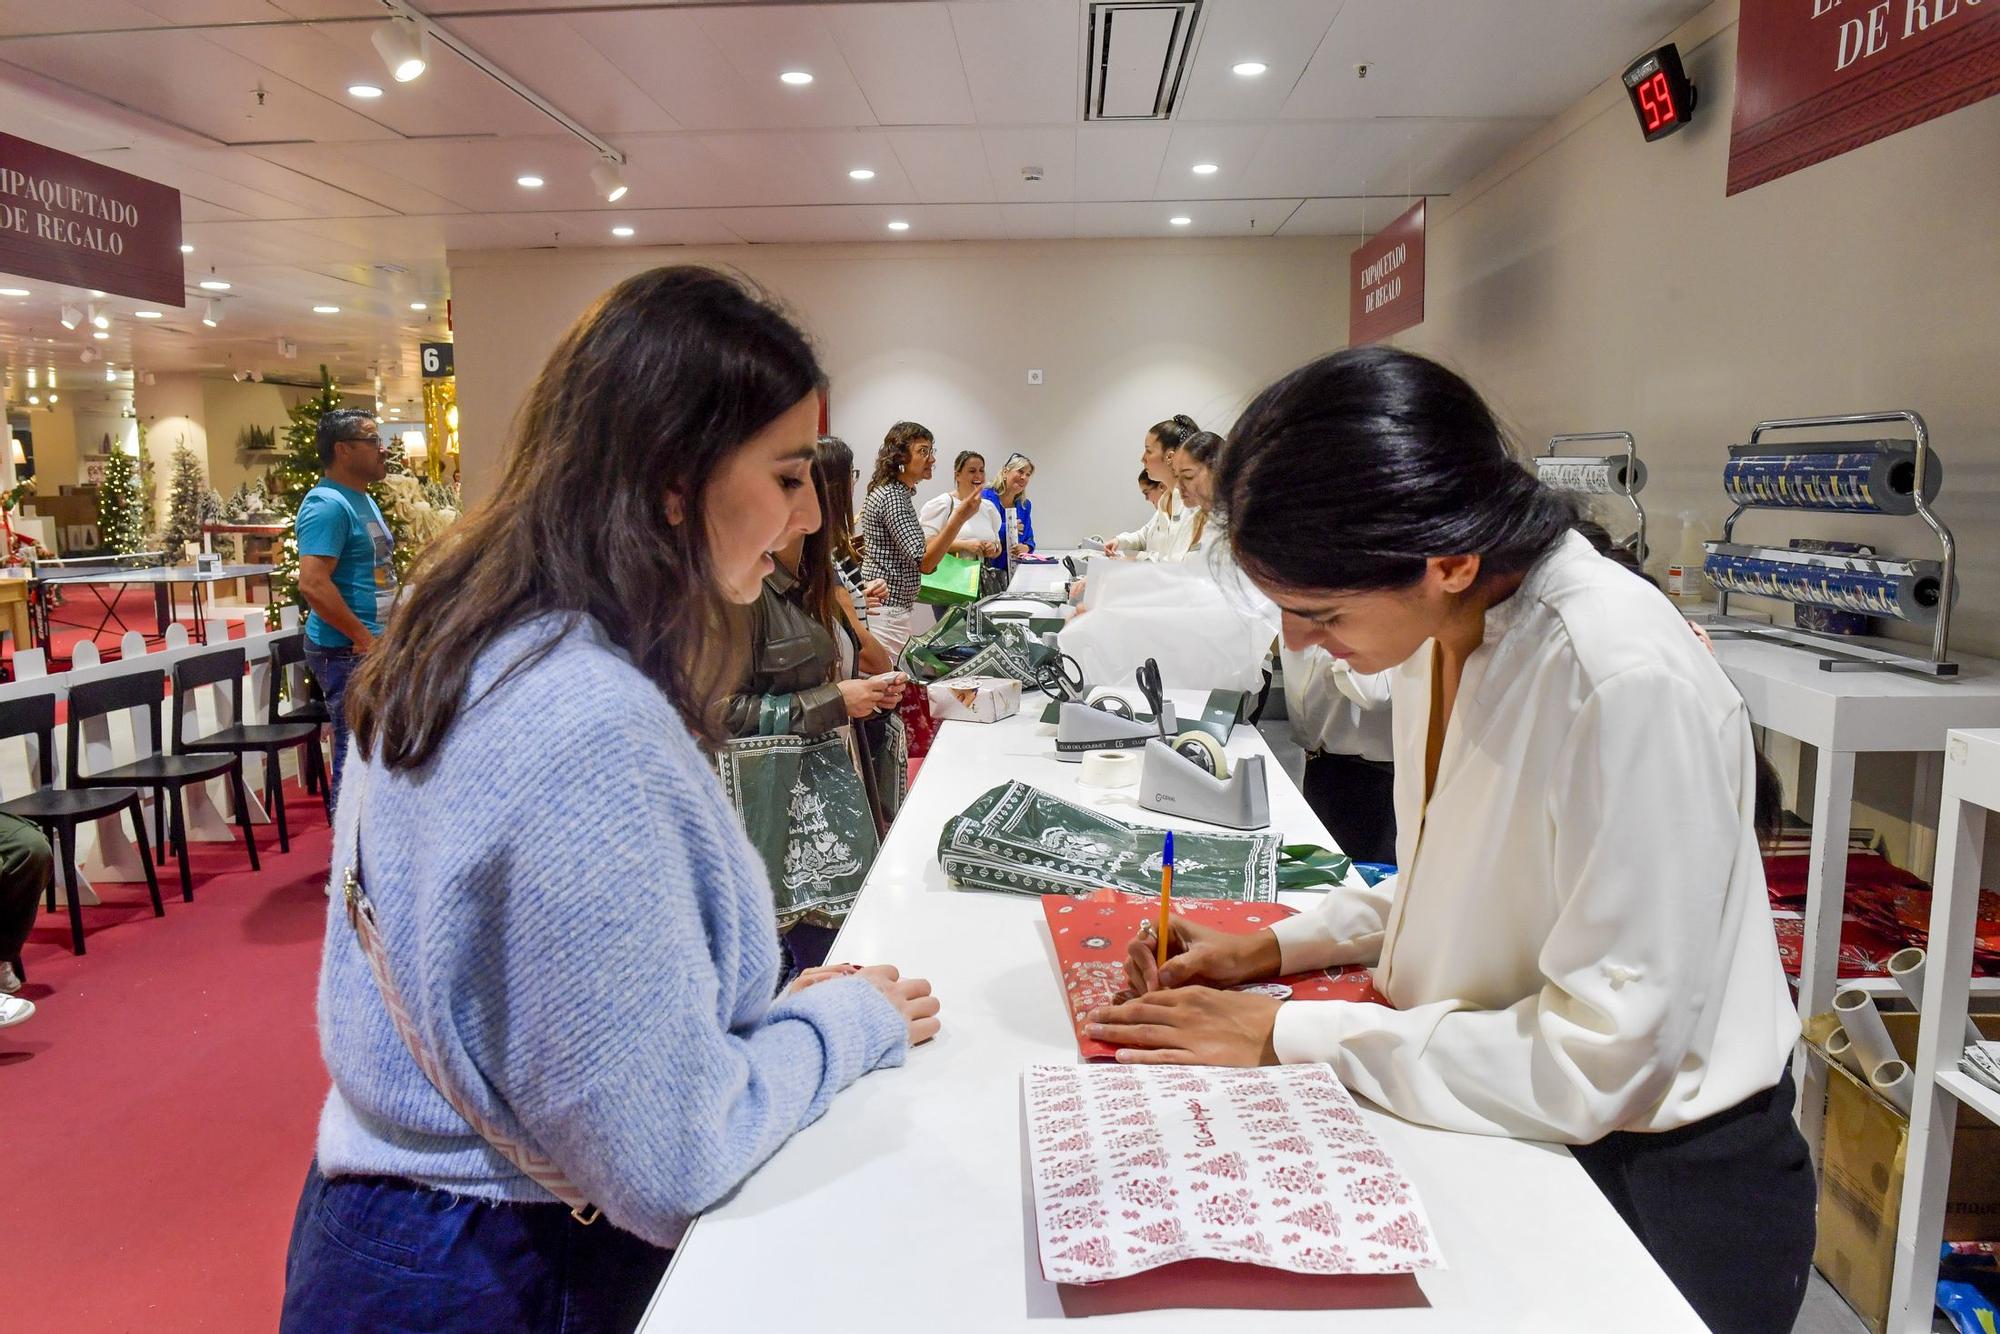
{"left": 715, "top": 704, "right": 881, "bottom": 928}
{"left": 918, "top": 553, "right": 982, "bottom": 606}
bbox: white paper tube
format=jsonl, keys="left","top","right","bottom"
{"left": 1835, "top": 987, "right": 1900, "bottom": 1076}
{"left": 1871, "top": 1059, "right": 1914, "bottom": 1115}
{"left": 1079, "top": 750, "right": 1139, "bottom": 789}
{"left": 1885, "top": 947, "right": 1985, "bottom": 1047}
{"left": 1825, "top": 1028, "right": 1868, "bottom": 1079}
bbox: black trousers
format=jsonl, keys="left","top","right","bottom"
{"left": 1569, "top": 1070, "right": 1816, "bottom": 1334}
{"left": 1300, "top": 752, "right": 1397, "bottom": 865}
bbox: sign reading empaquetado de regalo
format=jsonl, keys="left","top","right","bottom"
{"left": 0, "top": 131, "right": 185, "bottom": 305}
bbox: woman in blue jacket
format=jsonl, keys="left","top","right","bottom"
{"left": 984, "top": 451, "right": 1037, "bottom": 579}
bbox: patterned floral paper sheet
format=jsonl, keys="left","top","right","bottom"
{"left": 1025, "top": 1063, "right": 1444, "bottom": 1284}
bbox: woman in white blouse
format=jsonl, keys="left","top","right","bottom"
{"left": 918, "top": 451, "right": 1004, "bottom": 595}
{"left": 1086, "top": 347, "right": 1812, "bottom": 1334}
{"left": 1104, "top": 414, "right": 1199, "bottom": 561}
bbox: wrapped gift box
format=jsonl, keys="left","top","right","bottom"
{"left": 927, "top": 675, "right": 1021, "bottom": 724}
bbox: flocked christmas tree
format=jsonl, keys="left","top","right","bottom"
{"left": 268, "top": 366, "right": 347, "bottom": 611}
{"left": 97, "top": 446, "right": 147, "bottom": 555}
{"left": 161, "top": 437, "right": 207, "bottom": 558}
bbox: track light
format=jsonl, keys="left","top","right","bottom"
{"left": 59, "top": 304, "right": 81, "bottom": 330}
{"left": 88, "top": 303, "right": 108, "bottom": 330}
{"left": 372, "top": 15, "right": 428, "bottom": 83}
{"left": 203, "top": 298, "right": 223, "bottom": 327}
{"left": 591, "top": 157, "right": 629, "bottom": 203}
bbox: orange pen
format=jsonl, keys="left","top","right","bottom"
{"left": 1156, "top": 830, "right": 1174, "bottom": 972}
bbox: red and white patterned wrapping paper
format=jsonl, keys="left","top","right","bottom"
{"left": 1025, "top": 1063, "right": 1444, "bottom": 1284}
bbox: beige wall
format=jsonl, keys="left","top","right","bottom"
{"left": 1389, "top": 0, "right": 2000, "bottom": 866}
{"left": 25, "top": 402, "right": 76, "bottom": 497}
{"left": 448, "top": 237, "right": 1355, "bottom": 543}
{"left": 202, "top": 379, "right": 298, "bottom": 498}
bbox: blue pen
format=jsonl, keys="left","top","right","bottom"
{"left": 1156, "top": 830, "right": 1174, "bottom": 970}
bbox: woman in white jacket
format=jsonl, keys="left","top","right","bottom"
{"left": 1086, "top": 347, "right": 1812, "bottom": 1334}
{"left": 1104, "top": 414, "right": 1199, "bottom": 561}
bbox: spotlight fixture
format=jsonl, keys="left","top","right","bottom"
{"left": 59, "top": 304, "right": 82, "bottom": 330}
{"left": 1191, "top": 163, "right": 1219, "bottom": 175}
{"left": 203, "top": 298, "right": 223, "bottom": 327}
{"left": 180, "top": 243, "right": 194, "bottom": 254}
{"left": 1169, "top": 216, "right": 1192, "bottom": 226}
{"left": 590, "top": 157, "right": 629, "bottom": 203}
{"left": 848, "top": 168, "right": 876, "bottom": 181}
{"left": 313, "top": 305, "right": 341, "bottom": 314}
{"left": 92, "top": 330, "right": 110, "bottom": 341}
{"left": 25, "top": 394, "right": 36, "bottom": 406}
{"left": 0, "top": 287, "right": 27, "bottom": 297}
{"left": 611, "top": 225, "right": 635, "bottom": 238}
{"left": 199, "top": 279, "right": 231, "bottom": 292}
{"left": 409, "top": 301, "right": 427, "bottom": 311}
{"left": 886, "top": 220, "right": 910, "bottom": 232}
{"left": 516, "top": 174, "right": 544, "bottom": 189}
{"left": 347, "top": 83, "right": 384, "bottom": 99}
{"left": 372, "top": 14, "right": 428, "bottom": 83}
{"left": 779, "top": 70, "right": 813, "bottom": 86}
{"left": 1232, "top": 61, "right": 1268, "bottom": 77}
{"left": 134, "top": 310, "right": 163, "bottom": 319}
{"left": 233, "top": 371, "right": 250, "bottom": 383}
{"left": 89, "top": 304, "right": 109, "bottom": 330}
{"left": 46, "top": 393, "right": 56, "bottom": 404}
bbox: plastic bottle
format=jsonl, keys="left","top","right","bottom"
{"left": 1668, "top": 510, "right": 1709, "bottom": 602}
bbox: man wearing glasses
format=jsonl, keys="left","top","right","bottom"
{"left": 295, "top": 408, "right": 398, "bottom": 805}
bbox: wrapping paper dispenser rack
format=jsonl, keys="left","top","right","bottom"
{"left": 1537, "top": 431, "right": 1647, "bottom": 562}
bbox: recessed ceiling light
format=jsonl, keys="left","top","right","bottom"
{"left": 199, "top": 279, "right": 231, "bottom": 291}
{"left": 410, "top": 301, "right": 427, "bottom": 311}
{"left": 347, "top": 83, "right": 384, "bottom": 99}
{"left": 92, "top": 330, "right": 110, "bottom": 340}
{"left": 886, "top": 220, "right": 910, "bottom": 231}
{"left": 610, "top": 225, "right": 635, "bottom": 237}
{"left": 779, "top": 70, "right": 813, "bottom": 85}
{"left": 180, "top": 243, "right": 194, "bottom": 254}
{"left": 1169, "top": 216, "right": 1192, "bottom": 226}
{"left": 134, "top": 310, "right": 163, "bottom": 319}
{"left": 848, "top": 168, "right": 876, "bottom": 181}
{"left": 1191, "top": 163, "right": 1219, "bottom": 175}
{"left": 1232, "top": 61, "right": 1268, "bottom": 77}
{"left": 0, "top": 288, "right": 27, "bottom": 297}
{"left": 516, "top": 174, "right": 544, "bottom": 188}
{"left": 313, "top": 305, "right": 341, "bottom": 314}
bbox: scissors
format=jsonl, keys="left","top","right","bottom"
{"left": 1135, "top": 658, "right": 1167, "bottom": 737}
{"left": 1032, "top": 648, "right": 1088, "bottom": 701}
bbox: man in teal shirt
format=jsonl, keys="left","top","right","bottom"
{"left": 295, "top": 408, "right": 396, "bottom": 805}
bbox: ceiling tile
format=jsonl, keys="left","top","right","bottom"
{"left": 1240, "top": 118, "right": 1539, "bottom": 198}
{"left": 1072, "top": 198, "right": 1304, "bottom": 239}
{"left": 1274, "top": 198, "right": 1379, "bottom": 236}
{"left": 1175, "top": 0, "right": 1343, "bottom": 122}
{"left": 996, "top": 202, "right": 1077, "bottom": 240}
{"left": 824, "top": 3, "right": 977, "bottom": 126}
{"left": 706, "top": 202, "right": 1006, "bottom": 244}
{"left": 948, "top": 0, "right": 1079, "bottom": 125}
{"left": 886, "top": 129, "right": 996, "bottom": 203}
{"left": 695, "top": 6, "right": 881, "bottom": 127}
{"left": 437, "top": 14, "right": 681, "bottom": 135}
{"left": 1074, "top": 124, "right": 1171, "bottom": 202}
{"left": 1154, "top": 124, "right": 1270, "bottom": 199}
{"left": 981, "top": 128, "right": 1075, "bottom": 204}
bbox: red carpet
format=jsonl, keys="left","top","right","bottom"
{"left": 10, "top": 584, "right": 256, "bottom": 672}
{"left": 1, "top": 787, "right": 332, "bottom": 1331}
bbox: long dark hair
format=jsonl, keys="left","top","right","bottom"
{"left": 1178, "top": 430, "right": 1224, "bottom": 469}
{"left": 1216, "top": 347, "right": 1575, "bottom": 593}
{"left": 1150, "top": 413, "right": 1198, "bottom": 453}
{"left": 798, "top": 435, "right": 856, "bottom": 634}
{"left": 869, "top": 420, "right": 932, "bottom": 491}
{"left": 348, "top": 265, "right": 824, "bottom": 765}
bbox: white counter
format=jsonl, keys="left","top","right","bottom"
{"left": 642, "top": 693, "right": 1704, "bottom": 1332}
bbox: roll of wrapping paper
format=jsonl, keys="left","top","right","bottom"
{"left": 1885, "top": 947, "right": 1985, "bottom": 1047}
{"left": 1703, "top": 542, "right": 1944, "bottom": 624}
{"left": 1534, "top": 455, "right": 1648, "bottom": 496}
{"left": 1835, "top": 987, "right": 1900, "bottom": 1075}
{"left": 1721, "top": 441, "right": 1943, "bottom": 515}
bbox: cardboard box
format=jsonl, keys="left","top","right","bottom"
{"left": 926, "top": 675, "right": 1021, "bottom": 724}
{"left": 1805, "top": 1010, "right": 2000, "bottom": 1333}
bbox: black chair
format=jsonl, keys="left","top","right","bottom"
{"left": 174, "top": 648, "right": 322, "bottom": 853}
{"left": 267, "top": 633, "right": 332, "bottom": 817}
{"left": 69, "top": 667, "right": 260, "bottom": 904}
{"left": 0, "top": 693, "right": 162, "bottom": 955}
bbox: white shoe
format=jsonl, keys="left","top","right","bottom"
{"left": 0, "top": 994, "right": 34, "bottom": 1028}
{"left": 0, "top": 962, "right": 19, "bottom": 994}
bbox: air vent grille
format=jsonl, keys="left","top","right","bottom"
{"left": 1084, "top": 2, "right": 1202, "bottom": 122}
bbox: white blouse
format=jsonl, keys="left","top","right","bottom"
{"left": 1281, "top": 645, "right": 1395, "bottom": 764}
{"left": 1112, "top": 488, "right": 1198, "bottom": 562}
{"left": 1269, "top": 531, "right": 1798, "bottom": 1142}
{"left": 918, "top": 490, "right": 1002, "bottom": 549}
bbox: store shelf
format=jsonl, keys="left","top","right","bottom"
{"left": 1829, "top": 975, "right": 2000, "bottom": 998}
{"left": 1937, "top": 1069, "right": 2000, "bottom": 1129}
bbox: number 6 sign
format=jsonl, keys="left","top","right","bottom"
{"left": 420, "top": 341, "right": 455, "bottom": 378}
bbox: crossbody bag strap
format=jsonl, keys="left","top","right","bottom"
{"left": 339, "top": 762, "right": 600, "bottom": 1225}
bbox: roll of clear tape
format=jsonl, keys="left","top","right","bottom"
{"left": 1825, "top": 1028, "right": 1868, "bottom": 1078}
{"left": 1886, "top": 947, "right": 1985, "bottom": 1047}
{"left": 1871, "top": 1059, "right": 1914, "bottom": 1115}
{"left": 1535, "top": 455, "right": 1648, "bottom": 496}
{"left": 1171, "top": 730, "right": 1230, "bottom": 778}
{"left": 1079, "top": 750, "right": 1139, "bottom": 789}
{"left": 1835, "top": 987, "right": 1900, "bottom": 1076}
{"left": 1086, "top": 688, "right": 1135, "bottom": 719}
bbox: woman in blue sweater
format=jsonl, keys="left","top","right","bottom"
{"left": 280, "top": 267, "right": 940, "bottom": 1333}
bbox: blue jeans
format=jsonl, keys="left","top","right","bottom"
{"left": 303, "top": 644, "right": 361, "bottom": 810}
{"left": 282, "top": 1162, "right": 671, "bottom": 1333}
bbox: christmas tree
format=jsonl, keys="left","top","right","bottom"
{"left": 161, "top": 437, "right": 206, "bottom": 557}
{"left": 98, "top": 447, "right": 146, "bottom": 555}
{"left": 268, "top": 366, "right": 346, "bottom": 611}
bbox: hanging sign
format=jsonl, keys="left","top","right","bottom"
{"left": 1347, "top": 198, "right": 1425, "bottom": 345}
{"left": 1727, "top": 0, "right": 2000, "bottom": 195}
{"left": 0, "top": 132, "right": 184, "bottom": 305}
{"left": 420, "top": 341, "right": 455, "bottom": 378}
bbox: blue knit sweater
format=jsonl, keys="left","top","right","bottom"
{"left": 313, "top": 614, "right": 909, "bottom": 1247}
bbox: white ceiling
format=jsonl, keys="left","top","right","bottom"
{"left": 0, "top": 0, "right": 1706, "bottom": 412}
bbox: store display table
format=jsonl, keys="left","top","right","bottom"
{"left": 641, "top": 693, "right": 1704, "bottom": 1332}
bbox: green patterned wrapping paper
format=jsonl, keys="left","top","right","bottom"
{"left": 717, "top": 732, "right": 880, "bottom": 928}
{"left": 937, "top": 781, "right": 1280, "bottom": 902}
